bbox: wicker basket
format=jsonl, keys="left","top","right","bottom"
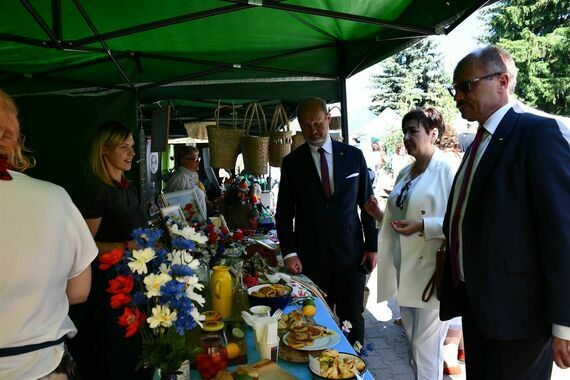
{"left": 206, "top": 102, "right": 241, "bottom": 170}
{"left": 241, "top": 102, "right": 269, "bottom": 176}
{"left": 268, "top": 103, "right": 292, "bottom": 167}
{"left": 291, "top": 133, "right": 305, "bottom": 151}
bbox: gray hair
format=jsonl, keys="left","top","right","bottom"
{"left": 457, "top": 45, "right": 518, "bottom": 94}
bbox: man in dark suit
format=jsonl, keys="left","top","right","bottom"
{"left": 276, "top": 97, "right": 377, "bottom": 344}
{"left": 440, "top": 46, "right": 570, "bottom": 379}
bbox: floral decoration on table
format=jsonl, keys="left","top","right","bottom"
{"left": 98, "top": 227, "right": 207, "bottom": 375}
{"left": 341, "top": 321, "right": 375, "bottom": 357}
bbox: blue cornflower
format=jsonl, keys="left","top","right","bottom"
{"left": 171, "top": 300, "right": 198, "bottom": 334}
{"left": 171, "top": 237, "right": 196, "bottom": 250}
{"left": 170, "top": 264, "right": 195, "bottom": 278}
{"left": 160, "top": 280, "right": 185, "bottom": 300}
{"left": 132, "top": 227, "right": 162, "bottom": 248}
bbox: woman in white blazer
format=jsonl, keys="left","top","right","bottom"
{"left": 365, "top": 107, "right": 458, "bottom": 380}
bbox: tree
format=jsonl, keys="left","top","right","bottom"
{"left": 369, "top": 38, "right": 456, "bottom": 122}
{"left": 482, "top": 0, "right": 570, "bottom": 115}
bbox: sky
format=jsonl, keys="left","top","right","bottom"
{"left": 345, "top": 7, "right": 489, "bottom": 130}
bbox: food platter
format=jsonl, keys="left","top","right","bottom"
{"left": 283, "top": 325, "right": 341, "bottom": 351}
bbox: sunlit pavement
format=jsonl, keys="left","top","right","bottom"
{"left": 364, "top": 268, "right": 570, "bottom": 380}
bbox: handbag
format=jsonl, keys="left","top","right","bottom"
{"left": 421, "top": 240, "right": 447, "bottom": 302}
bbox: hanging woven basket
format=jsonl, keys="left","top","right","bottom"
{"left": 268, "top": 103, "right": 292, "bottom": 167}
{"left": 240, "top": 102, "right": 269, "bottom": 176}
{"left": 206, "top": 101, "right": 242, "bottom": 170}
{"left": 329, "top": 105, "right": 342, "bottom": 130}
{"left": 291, "top": 133, "right": 305, "bottom": 151}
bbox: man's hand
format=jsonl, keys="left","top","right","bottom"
{"left": 553, "top": 336, "right": 570, "bottom": 369}
{"left": 360, "top": 251, "right": 377, "bottom": 270}
{"left": 391, "top": 219, "right": 423, "bottom": 236}
{"left": 284, "top": 256, "right": 303, "bottom": 274}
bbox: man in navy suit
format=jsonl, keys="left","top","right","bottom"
{"left": 276, "top": 97, "right": 377, "bottom": 344}
{"left": 440, "top": 46, "right": 570, "bottom": 379}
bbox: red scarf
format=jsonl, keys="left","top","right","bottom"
{"left": 116, "top": 177, "right": 129, "bottom": 189}
{"left": 0, "top": 155, "right": 13, "bottom": 181}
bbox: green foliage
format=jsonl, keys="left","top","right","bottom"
{"left": 140, "top": 328, "right": 201, "bottom": 373}
{"left": 369, "top": 38, "right": 457, "bottom": 122}
{"left": 481, "top": 0, "right": 570, "bottom": 115}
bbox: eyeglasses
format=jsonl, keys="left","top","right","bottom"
{"left": 184, "top": 155, "right": 200, "bottom": 162}
{"left": 447, "top": 72, "right": 504, "bottom": 97}
{"left": 395, "top": 179, "right": 413, "bottom": 210}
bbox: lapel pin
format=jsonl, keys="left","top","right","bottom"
{"left": 498, "top": 137, "right": 504, "bottom": 141}
{"left": 340, "top": 152, "right": 344, "bottom": 156}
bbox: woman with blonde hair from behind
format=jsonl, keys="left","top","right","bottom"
{"left": 0, "top": 89, "right": 98, "bottom": 379}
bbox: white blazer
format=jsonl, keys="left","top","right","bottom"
{"left": 376, "top": 149, "right": 458, "bottom": 309}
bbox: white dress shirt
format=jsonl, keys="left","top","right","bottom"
{"left": 284, "top": 134, "right": 334, "bottom": 260}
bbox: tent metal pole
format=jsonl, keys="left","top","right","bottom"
{"left": 336, "top": 41, "right": 349, "bottom": 143}
{"left": 51, "top": 0, "right": 62, "bottom": 42}
{"left": 137, "top": 44, "right": 337, "bottom": 91}
{"left": 70, "top": 4, "right": 249, "bottom": 47}
{"left": 71, "top": 0, "right": 134, "bottom": 89}
{"left": 20, "top": 0, "right": 60, "bottom": 47}
{"left": 444, "top": 0, "right": 494, "bottom": 34}
{"left": 0, "top": 33, "right": 49, "bottom": 48}
{"left": 224, "top": 0, "right": 435, "bottom": 35}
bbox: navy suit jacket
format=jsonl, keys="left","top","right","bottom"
{"left": 275, "top": 140, "right": 377, "bottom": 275}
{"left": 440, "top": 107, "right": 570, "bottom": 340}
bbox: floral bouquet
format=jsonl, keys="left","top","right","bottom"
{"left": 341, "top": 321, "right": 375, "bottom": 357}
{"left": 99, "top": 227, "right": 207, "bottom": 374}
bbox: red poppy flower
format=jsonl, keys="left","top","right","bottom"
{"left": 98, "top": 248, "right": 124, "bottom": 270}
{"left": 220, "top": 226, "right": 229, "bottom": 235}
{"left": 208, "top": 230, "right": 218, "bottom": 245}
{"left": 206, "top": 223, "right": 215, "bottom": 232}
{"left": 110, "top": 293, "right": 132, "bottom": 309}
{"left": 106, "top": 275, "right": 134, "bottom": 294}
{"left": 118, "top": 307, "right": 142, "bottom": 337}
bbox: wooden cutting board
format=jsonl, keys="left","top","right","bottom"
{"left": 251, "top": 359, "right": 299, "bottom": 379}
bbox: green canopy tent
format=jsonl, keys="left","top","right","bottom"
{"left": 0, "top": 0, "right": 490, "bottom": 198}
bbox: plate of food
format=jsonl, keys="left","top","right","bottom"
{"left": 283, "top": 325, "right": 340, "bottom": 351}
{"left": 309, "top": 349, "right": 367, "bottom": 379}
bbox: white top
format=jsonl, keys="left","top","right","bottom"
{"left": 0, "top": 171, "right": 98, "bottom": 380}
{"left": 376, "top": 149, "right": 458, "bottom": 309}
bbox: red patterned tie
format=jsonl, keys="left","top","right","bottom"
{"left": 318, "top": 147, "right": 332, "bottom": 201}
{"left": 0, "top": 155, "right": 13, "bottom": 181}
{"left": 449, "top": 127, "right": 485, "bottom": 286}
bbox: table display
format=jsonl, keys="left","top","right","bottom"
{"left": 136, "top": 209, "right": 375, "bottom": 379}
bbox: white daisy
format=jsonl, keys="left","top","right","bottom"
{"left": 143, "top": 273, "right": 171, "bottom": 298}
{"left": 147, "top": 305, "right": 177, "bottom": 329}
{"left": 128, "top": 247, "right": 156, "bottom": 274}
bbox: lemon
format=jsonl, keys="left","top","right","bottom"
{"left": 226, "top": 342, "right": 241, "bottom": 359}
{"left": 302, "top": 304, "right": 316, "bottom": 317}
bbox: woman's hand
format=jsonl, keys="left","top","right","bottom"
{"left": 364, "top": 195, "right": 384, "bottom": 222}
{"left": 391, "top": 219, "right": 423, "bottom": 236}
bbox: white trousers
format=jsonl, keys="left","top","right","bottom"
{"left": 401, "top": 306, "right": 449, "bottom": 380}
